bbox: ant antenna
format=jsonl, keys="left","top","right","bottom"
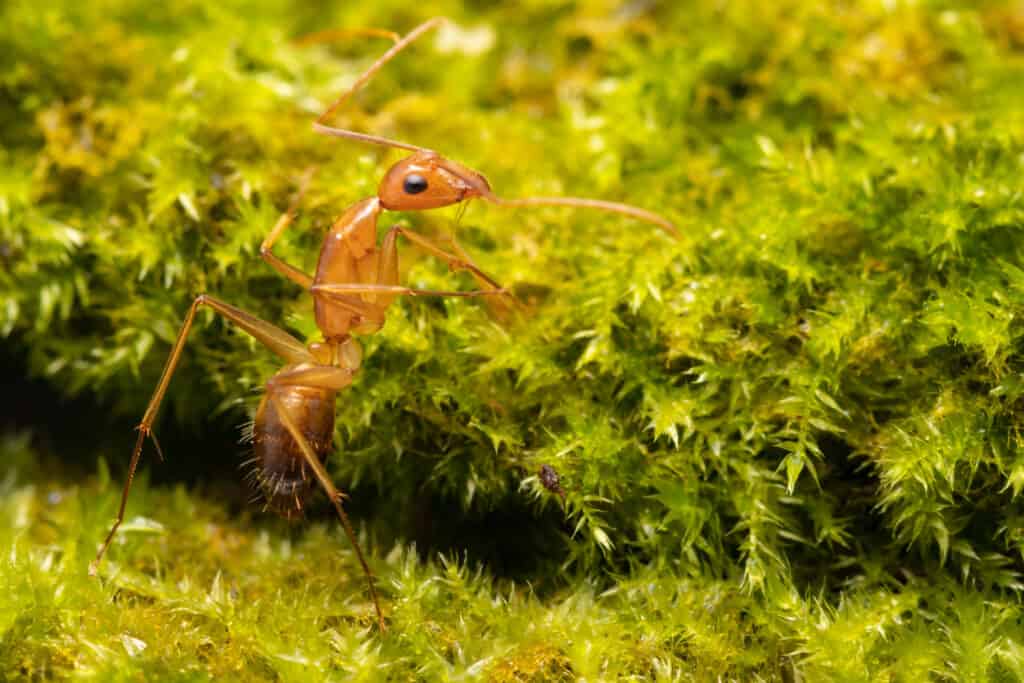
{"left": 310, "top": 17, "right": 447, "bottom": 153}
{"left": 484, "top": 194, "right": 679, "bottom": 238}
{"left": 308, "top": 17, "right": 680, "bottom": 237}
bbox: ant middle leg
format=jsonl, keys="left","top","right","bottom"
{"left": 312, "top": 283, "right": 506, "bottom": 300}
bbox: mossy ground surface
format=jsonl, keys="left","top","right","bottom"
{"left": 4, "top": 0, "right": 1024, "bottom": 680}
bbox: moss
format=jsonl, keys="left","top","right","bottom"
{"left": 4, "top": 0, "right": 1024, "bottom": 679}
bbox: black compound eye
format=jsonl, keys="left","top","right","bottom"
{"left": 403, "top": 174, "right": 428, "bottom": 195}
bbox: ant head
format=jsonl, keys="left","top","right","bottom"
{"left": 378, "top": 151, "right": 493, "bottom": 211}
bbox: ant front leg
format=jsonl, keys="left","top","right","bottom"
{"left": 90, "top": 295, "right": 313, "bottom": 576}
{"left": 309, "top": 227, "right": 509, "bottom": 327}
{"left": 379, "top": 225, "right": 519, "bottom": 318}
{"left": 383, "top": 225, "right": 505, "bottom": 292}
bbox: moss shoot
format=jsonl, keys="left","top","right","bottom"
{"left": 4, "top": 0, "right": 1024, "bottom": 680}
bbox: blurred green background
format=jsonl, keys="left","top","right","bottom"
{"left": 4, "top": 0, "right": 1024, "bottom": 680}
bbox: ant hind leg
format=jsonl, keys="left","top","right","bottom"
{"left": 90, "top": 296, "right": 312, "bottom": 576}
{"left": 268, "top": 389, "right": 385, "bottom": 630}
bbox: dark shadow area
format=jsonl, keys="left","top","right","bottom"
{"left": 1, "top": 345, "right": 572, "bottom": 587}
{"left": 0, "top": 346, "right": 250, "bottom": 502}
{"left": 410, "top": 488, "right": 570, "bottom": 588}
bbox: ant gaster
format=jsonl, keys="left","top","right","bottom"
{"left": 90, "top": 17, "right": 677, "bottom": 631}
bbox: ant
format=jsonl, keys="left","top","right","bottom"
{"left": 90, "top": 17, "right": 677, "bottom": 631}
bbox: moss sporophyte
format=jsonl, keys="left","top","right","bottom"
{"left": 7, "top": 1, "right": 1024, "bottom": 678}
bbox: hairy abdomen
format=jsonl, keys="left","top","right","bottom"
{"left": 251, "top": 385, "right": 336, "bottom": 519}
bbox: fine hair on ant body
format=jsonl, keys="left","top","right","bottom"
{"left": 90, "top": 17, "right": 677, "bottom": 631}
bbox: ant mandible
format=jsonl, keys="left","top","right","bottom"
{"left": 90, "top": 17, "right": 677, "bottom": 632}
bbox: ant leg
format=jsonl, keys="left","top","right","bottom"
{"left": 90, "top": 296, "right": 313, "bottom": 576}
{"left": 268, "top": 391, "right": 384, "bottom": 631}
{"left": 268, "top": 365, "right": 355, "bottom": 391}
{"left": 311, "top": 17, "right": 448, "bottom": 152}
{"left": 312, "top": 283, "right": 506, "bottom": 300}
{"left": 375, "top": 226, "right": 517, "bottom": 317}
{"left": 444, "top": 234, "right": 521, "bottom": 317}
{"left": 260, "top": 169, "right": 316, "bottom": 289}
{"left": 383, "top": 226, "right": 504, "bottom": 291}
{"left": 308, "top": 281, "right": 504, "bottom": 334}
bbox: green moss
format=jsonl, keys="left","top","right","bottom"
{"left": 4, "top": 0, "right": 1024, "bottom": 679}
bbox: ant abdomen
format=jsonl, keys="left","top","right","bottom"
{"left": 251, "top": 384, "right": 337, "bottom": 519}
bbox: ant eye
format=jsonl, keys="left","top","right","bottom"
{"left": 403, "top": 174, "right": 428, "bottom": 195}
